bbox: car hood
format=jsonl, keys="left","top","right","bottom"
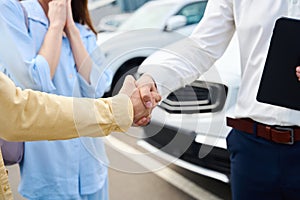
{"left": 98, "top": 29, "right": 188, "bottom": 58}
{"left": 97, "top": 31, "right": 121, "bottom": 45}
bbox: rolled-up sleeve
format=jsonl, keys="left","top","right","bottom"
{"left": 29, "top": 55, "right": 56, "bottom": 92}
{"left": 78, "top": 66, "right": 112, "bottom": 98}
{"left": 78, "top": 33, "right": 112, "bottom": 98}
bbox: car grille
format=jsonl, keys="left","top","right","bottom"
{"left": 159, "top": 81, "right": 227, "bottom": 114}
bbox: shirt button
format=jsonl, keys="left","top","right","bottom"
{"left": 3, "top": 185, "right": 9, "bottom": 192}
{"left": 69, "top": 74, "right": 73, "bottom": 79}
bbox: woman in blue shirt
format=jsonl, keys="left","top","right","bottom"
{"left": 0, "top": 0, "right": 112, "bottom": 199}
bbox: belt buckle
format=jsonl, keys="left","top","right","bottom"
{"left": 274, "top": 126, "right": 294, "bottom": 145}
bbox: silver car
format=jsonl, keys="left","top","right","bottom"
{"left": 98, "top": 0, "right": 241, "bottom": 183}
{"left": 98, "top": 0, "right": 208, "bottom": 95}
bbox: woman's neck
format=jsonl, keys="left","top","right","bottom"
{"left": 38, "top": 0, "right": 49, "bottom": 15}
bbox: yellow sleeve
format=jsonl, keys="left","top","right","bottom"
{"left": 0, "top": 72, "right": 133, "bottom": 141}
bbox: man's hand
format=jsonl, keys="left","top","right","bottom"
{"left": 135, "top": 74, "right": 161, "bottom": 109}
{"left": 119, "top": 75, "right": 152, "bottom": 126}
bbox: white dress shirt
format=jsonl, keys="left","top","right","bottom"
{"left": 139, "top": 0, "right": 300, "bottom": 126}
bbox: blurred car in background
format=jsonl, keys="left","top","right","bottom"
{"left": 97, "top": 13, "right": 132, "bottom": 32}
{"left": 98, "top": 0, "right": 208, "bottom": 96}
{"left": 88, "top": 0, "right": 122, "bottom": 30}
{"left": 88, "top": 0, "right": 150, "bottom": 32}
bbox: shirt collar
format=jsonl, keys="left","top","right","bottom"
{"left": 22, "top": 0, "right": 49, "bottom": 27}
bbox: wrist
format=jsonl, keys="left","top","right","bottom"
{"left": 65, "top": 24, "right": 80, "bottom": 38}
{"left": 48, "top": 24, "right": 64, "bottom": 35}
{"left": 146, "top": 74, "right": 156, "bottom": 86}
{"left": 141, "top": 73, "right": 157, "bottom": 89}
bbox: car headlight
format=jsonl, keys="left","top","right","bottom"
{"left": 159, "top": 81, "right": 227, "bottom": 114}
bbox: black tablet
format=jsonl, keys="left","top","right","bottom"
{"left": 256, "top": 17, "right": 300, "bottom": 111}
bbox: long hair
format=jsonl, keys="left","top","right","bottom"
{"left": 71, "top": 0, "right": 97, "bottom": 35}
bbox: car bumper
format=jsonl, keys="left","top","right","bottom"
{"left": 141, "top": 119, "right": 231, "bottom": 183}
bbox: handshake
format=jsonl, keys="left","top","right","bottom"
{"left": 118, "top": 74, "right": 161, "bottom": 126}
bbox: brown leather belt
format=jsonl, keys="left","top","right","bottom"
{"left": 226, "top": 117, "right": 300, "bottom": 145}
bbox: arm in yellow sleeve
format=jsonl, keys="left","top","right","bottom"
{"left": 0, "top": 72, "right": 133, "bottom": 141}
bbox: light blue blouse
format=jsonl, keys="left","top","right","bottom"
{"left": 0, "top": 0, "right": 112, "bottom": 199}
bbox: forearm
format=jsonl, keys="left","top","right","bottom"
{"left": 66, "top": 26, "right": 92, "bottom": 83}
{"left": 38, "top": 26, "right": 63, "bottom": 78}
{"left": 138, "top": 0, "right": 235, "bottom": 98}
{"left": 0, "top": 72, "right": 133, "bottom": 142}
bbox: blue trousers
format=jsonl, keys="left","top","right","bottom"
{"left": 227, "top": 129, "right": 300, "bottom": 200}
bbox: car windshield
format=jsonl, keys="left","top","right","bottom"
{"left": 118, "top": 3, "right": 176, "bottom": 31}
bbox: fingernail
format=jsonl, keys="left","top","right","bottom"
{"left": 145, "top": 101, "right": 153, "bottom": 108}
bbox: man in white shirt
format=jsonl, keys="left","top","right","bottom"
{"left": 136, "top": 0, "right": 300, "bottom": 199}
